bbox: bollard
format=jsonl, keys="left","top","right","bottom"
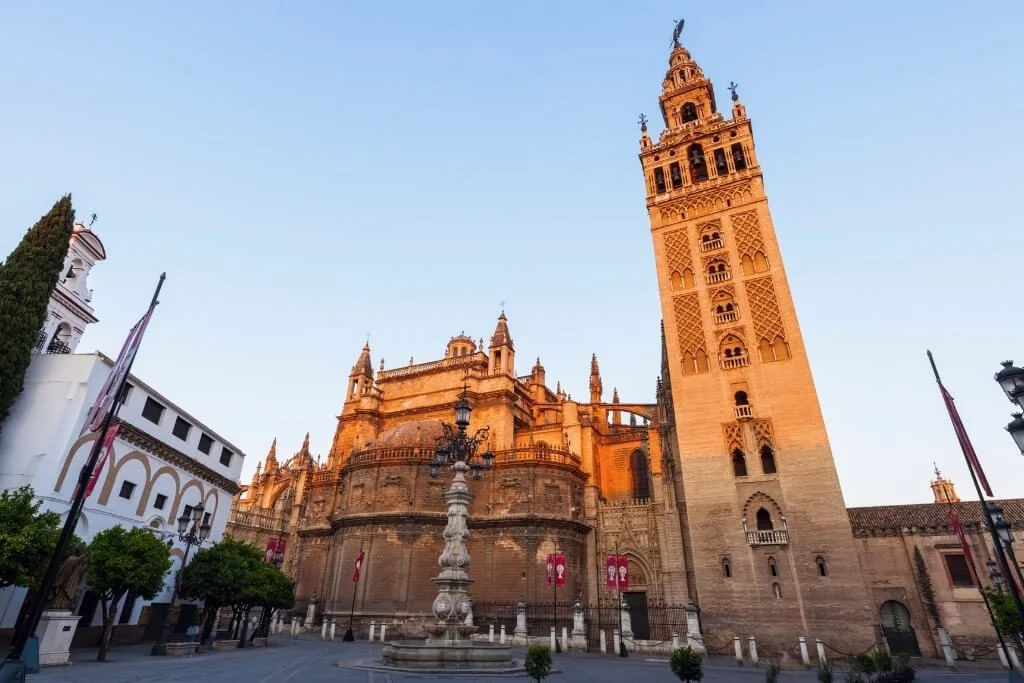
{"left": 748, "top": 635, "right": 759, "bottom": 667}
{"left": 291, "top": 620, "right": 299, "bottom": 639}
{"left": 672, "top": 632, "right": 680, "bottom": 649}
{"left": 815, "top": 638, "right": 827, "bottom": 666}
{"left": 599, "top": 630, "right": 607, "bottom": 654}
{"left": 613, "top": 629, "right": 621, "bottom": 655}
{"left": 937, "top": 628, "right": 956, "bottom": 667}
{"left": 998, "top": 643, "right": 1009, "bottom": 669}
{"left": 489, "top": 624, "right": 494, "bottom": 642}
{"left": 1009, "top": 645, "right": 1022, "bottom": 670}
{"left": 329, "top": 620, "right": 336, "bottom": 641}
{"left": 369, "top": 620, "right": 376, "bottom": 642}
{"left": 734, "top": 635, "right": 743, "bottom": 666}
{"left": 562, "top": 626, "right": 568, "bottom": 653}
{"left": 550, "top": 626, "right": 556, "bottom": 653}
{"left": 380, "top": 624, "right": 387, "bottom": 642}
{"left": 321, "top": 620, "right": 328, "bottom": 640}
{"left": 798, "top": 635, "right": 810, "bottom": 666}
{"left": 500, "top": 625, "right": 506, "bottom": 644}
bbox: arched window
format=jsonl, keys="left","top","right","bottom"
{"left": 722, "top": 558, "right": 732, "bottom": 578}
{"left": 630, "top": 450, "right": 652, "bottom": 500}
{"left": 816, "top": 556, "right": 828, "bottom": 577}
{"left": 681, "top": 102, "right": 698, "bottom": 122}
{"left": 688, "top": 144, "right": 708, "bottom": 182}
{"left": 768, "top": 557, "right": 778, "bottom": 577}
{"left": 732, "top": 448, "right": 747, "bottom": 477}
{"left": 760, "top": 445, "right": 777, "bottom": 474}
{"left": 756, "top": 507, "right": 773, "bottom": 531}
{"left": 734, "top": 391, "right": 749, "bottom": 406}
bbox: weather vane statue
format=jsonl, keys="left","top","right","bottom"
{"left": 671, "top": 18, "right": 685, "bottom": 47}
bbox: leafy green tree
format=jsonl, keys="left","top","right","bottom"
{"left": 0, "top": 195, "right": 76, "bottom": 429}
{"left": 180, "top": 537, "right": 258, "bottom": 643}
{"left": 84, "top": 525, "right": 172, "bottom": 661}
{"left": 669, "top": 646, "right": 703, "bottom": 682}
{"left": 524, "top": 645, "right": 553, "bottom": 682}
{"left": 246, "top": 561, "right": 294, "bottom": 640}
{"left": 0, "top": 486, "right": 63, "bottom": 589}
{"left": 984, "top": 587, "right": 1023, "bottom": 636}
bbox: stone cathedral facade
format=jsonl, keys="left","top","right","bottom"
{"left": 227, "top": 29, "right": 1021, "bottom": 657}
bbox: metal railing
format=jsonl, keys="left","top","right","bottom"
{"left": 745, "top": 529, "right": 789, "bottom": 546}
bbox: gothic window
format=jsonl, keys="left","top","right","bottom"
{"left": 654, "top": 167, "right": 667, "bottom": 194}
{"left": 756, "top": 507, "right": 773, "bottom": 531}
{"left": 681, "top": 102, "right": 698, "bottom": 122}
{"left": 688, "top": 144, "right": 708, "bottom": 182}
{"left": 731, "top": 143, "right": 748, "bottom": 171}
{"left": 630, "top": 450, "right": 652, "bottom": 500}
{"left": 732, "top": 448, "right": 747, "bottom": 477}
{"left": 713, "top": 148, "right": 729, "bottom": 176}
{"left": 722, "top": 558, "right": 732, "bottom": 578}
{"left": 768, "top": 557, "right": 778, "bottom": 577}
{"left": 760, "top": 445, "right": 777, "bottom": 474}
{"left": 816, "top": 556, "right": 828, "bottom": 577}
{"left": 669, "top": 162, "right": 683, "bottom": 189}
{"left": 670, "top": 268, "right": 695, "bottom": 290}
{"left": 720, "top": 335, "right": 748, "bottom": 369}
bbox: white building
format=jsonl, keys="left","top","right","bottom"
{"left": 34, "top": 223, "right": 105, "bottom": 355}
{"left": 0, "top": 223, "right": 246, "bottom": 642}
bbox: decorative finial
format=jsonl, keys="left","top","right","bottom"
{"left": 638, "top": 113, "right": 648, "bottom": 133}
{"left": 671, "top": 18, "right": 685, "bottom": 47}
{"left": 728, "top": 81, "right": 739, "bottom": 102}
{"left": 88, "top": 212, "right": 98, "bottom": 227}
{"left": 379, "top": 358, "right": 384, "bottom": 371}
{"left": 933, "top": 462, "right": 942, "bottom": 479}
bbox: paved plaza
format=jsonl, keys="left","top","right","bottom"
{"left": 16, "top": 635, "right": 1019, "bottom": 683}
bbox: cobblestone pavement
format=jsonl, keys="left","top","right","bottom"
{"left": 20, "top": 636, "right": 1017, "bottom": 682}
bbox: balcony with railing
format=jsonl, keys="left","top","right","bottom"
{"left": 714, "top": 309, "right": 738, "bottom": 324}
{"left": 734, "top": 404, "right": 753, "bottom": 420}
{"left": 745, "top": 528, "right": 789, "bottom": 546}
{"left": 228, "top": 507, "right": 287, "bottom": 531}
{"left": 700, "top": 237, "right": 724, "bottom": 252}
{"left": 722, "top": 356, "right": 749, "bottom": 370}
{"left": 705, "top": 270, "right": 731, "bottom": 285}
{"left": 377, "top": 352, "right": 486, "bottom": 381}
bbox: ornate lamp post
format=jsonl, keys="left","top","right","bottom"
{"left": 988, "top": 559, "right": 1004, "bottom": 593}
{"left": 995, "top": 361, "right": 1024, "bottom": 454}
{"left": 151, "top": 503, "right": 212, "bottom": 655}
{"left": 424, "top": 388, "right": 494, "bottom": 644}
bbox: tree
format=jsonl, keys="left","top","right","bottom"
{"left": 179, "top": 537, "right": 264, "bottom": 644}
{"left": 984, "top": 587, "right": 1023, "bottom": 637}
{"left": 524, "top": 645, "right": 553, "bottom": 682}
{"left": 84, "top": 525, "right": 172, "bottom": 661}
{"left": 246, "top": 562, "right": 294, "bottom": 640}
{"left": 0, "top": 486, "right": 63, "bottom": 590}
{"left": 669, "top": 646, "right": 703, "bottom": 682}
{"left": 0, "top": 195, "right": 76, "bottom": 429}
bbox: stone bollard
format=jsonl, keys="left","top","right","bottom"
{"left": 997, "top": 643, "right": 1009, "bottom": 669}
{"left": 514, "top": 601, "right": 527, "bottom": 639}
{"left": 815, "top": 638, "right": 827, "bottom": 666}
{"left": 291, "top": 620, "right": 299, "bottom": 639}
{"left": 798, "top": 635, "right": 810, "bottom": 667}
{"left": 613, "top": 629, "right": 621, "bottom": 655}
{"left": 369, "top": 620, "right": 376, "bottom": 642}
{"left": 619, "top": 599, "right": 633, "bottom": 639}
{"left": 380, "top": 624, "right": 387, "bottom": 642}
{"left": 489, "top": 624, "right": 494, "bottom": 642}
{"left": 321, "top": 620, "right": 328, "bottom": 640}
{"left": 1009, "top": 645, "right": 1022, "bottom": 670}
{"left": 600, "top": 630, "right": 607, "bottom": 654}
{"left": 549, "top": 626, "right": 556, "bottom": 653}
{"left": 748, "top": 635, "right": 759, "bottom": 667}
{"left": 500, "top": 625, "right": 506, "bottom": 644}
{"left": 937, "top": 628, "right": 956, "bottom": 667}
{"left": 734, "top": 635, "right": 744, "bottom": 665}
{"left": 561, "top": 626, "right": 568, "bottom": 653}
{"left": 672, "top": 632, "right": 680, "bottom": 649}
{"left": 329, "top": 619, "right": 336, "bottom": 641}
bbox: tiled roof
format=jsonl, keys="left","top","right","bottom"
{"left": 847, "top": 499, "right": 1024, "bottom": 536}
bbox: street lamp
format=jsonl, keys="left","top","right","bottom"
{"left": 995, "top": 362, "right": 1024, "bottom": 454}
{"left": 423, "top": 386, "right": 494, "bottom": 644}
{"left": 151, "top": 503, "right": 212, "bottom": 655}
{"left": 1007, "top": 414, "right": 1024, "bottom": 455}
{"left": 988, "top": 559, "right": 1004, "bottom": 593}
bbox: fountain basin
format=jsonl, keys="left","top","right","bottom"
{"left": 380, "top": 640, "right": 515, "bottom": 670}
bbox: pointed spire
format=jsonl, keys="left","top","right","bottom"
{"left": 350, "top": 343, "right": 374, "bottom": 378}
{"left": 612, "top": 388, "right": 620, "bottom": 404}
{"left": 265, "top": 437, "right": 278, "bottom": 469}
{"left": 490, "top": 311, "right": 514, "bottom": 349}
{"left": 301, "top": 432, "right": 310, "bottom": 455}
{"left": 589, "top": 353, "right": 603, "bottom": 403}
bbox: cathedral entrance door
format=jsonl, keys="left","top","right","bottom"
{"left": 880, "top": 600, "right": 921, "bottom": 657}
{"left": 624, "top": 591, "right": 649, "bottom": 640}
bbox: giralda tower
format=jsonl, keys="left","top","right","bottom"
{"left": 639, "top": 23, "right": 873, "bottom": 648}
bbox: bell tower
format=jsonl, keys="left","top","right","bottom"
{"left": 639, "top": 23, "right": 872, "bottom": 649}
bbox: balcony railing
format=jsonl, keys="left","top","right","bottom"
{"left": 745, "top": 529, "right": 789, "bottom": 546}
{"left": 700, "top": 238, "right": 724, "bottom": 252}
{"left": 46, "top": 339, "right": 72, "bottom": 355}
{"left": 705, "top": 270, "right": 731, "bottom": 284}
{"left": 722, "top": 356, "right": 749, "bottom": 369}
{"left": 734, "top": 405, "right": 753, "bottom": 420}
{"left": 714, "top": 310, "right": 738, "bottom": 324}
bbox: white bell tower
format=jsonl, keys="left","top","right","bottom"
{"left": 36, "top": 222, "right": 106, "bottom": 354}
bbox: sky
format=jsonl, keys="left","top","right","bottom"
{"left": 1, "top": 1, "right": 1022, "bottom": 507}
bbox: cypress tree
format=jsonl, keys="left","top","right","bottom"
{"left": 0, "top": 195, "right": 76, "bottom": 429}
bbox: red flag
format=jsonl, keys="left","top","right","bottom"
{"left": 545, "top": 554, "right": 555, "bottom": 585}
{"left": 73, "top": 423, "right": 120, "bottom": 499}
{"left": 950, "top": 508, "right": 979, "bottom": 585}
{"left": 939, "top": 384, "right": 994, "bottom": 497}
{"left": 81, "top": 307, "right": 157, "bottom": 436}
{"left": 616, "top": 554, "right": 630, "bottom": 591}
{"left": 265, "top": 539, "right": 278, "bottom": 563}
{"left": 605, "top": 555, "right": 617, "bottom": 589}
{"left": 555, "top": 553, "right": 566, "bottom": 587}
{"left": 353, "top": 550, "right": 365, "bottom": 582}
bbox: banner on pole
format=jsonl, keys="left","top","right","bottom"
{"left": 617, "top": 554, "right": 629, "bottom": 591}
{"left": 546, "top": 554, "right": 555, "bottom": 585}
{"left": 81, "top": 309, "right": 157, "bottom": 436}
{"left": 353, "top": 550, "right": 365, "bottom": 582}
{"left": 74, "top": 423, "right": 121, "bottom": 499}
{"left": 555, "top": 553, "right": 566, "bottom": 587}
{"left": 605, "top": 554, "right": 629, "bottom": 590}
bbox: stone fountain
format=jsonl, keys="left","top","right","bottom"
{"left": 378, "top": 390, "right": 517, "bottom": 671}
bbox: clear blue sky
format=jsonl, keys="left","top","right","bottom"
{"left": 2, "top": 1, "right": 1022, "bottom": 506}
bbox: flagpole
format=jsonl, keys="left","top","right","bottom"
{"left": 616, "top": 542, "right": 627, "bottom": 657}
{"left": 343, "top": 543, "right": 363, "bottom": 642}
{"left": 6, "top": 273, "right": 166, "bottom": 664}
{"left": 928, "top": 351, "right": 1024, "bottom": 656}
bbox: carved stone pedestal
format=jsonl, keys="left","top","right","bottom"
{"left": 35, "top": 610, "right": 80, "bottom": 666}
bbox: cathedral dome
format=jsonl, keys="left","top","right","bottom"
{"left": 377, "top": 420, "right": 445, "bottom": 449}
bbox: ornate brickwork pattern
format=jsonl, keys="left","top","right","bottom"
{"left": 663, "top": 228, "right": 693, "bottom": 276}
{"left": 702, "top": 253, "right": 731, "bottom": 271}
{"left": 671, "top": 293, "right": 706, "bottom": 357}
{"left": 723, "top": 423, "right": 743, "bottom": 452}
{"left": 751, "top": 419, "right": 775, "bottom": 449}
{"left": 730, "top": 210, "right": 766, "bottom": 261}
{"left": 657, "top": 180, "right": 754, "bottom": 222}
{"left": 697, "top": 219, "right": 722, "bottom": 236}
{"left": 744, "top": 276, "right": 787, "bottom": 343}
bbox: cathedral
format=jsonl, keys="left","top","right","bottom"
{"left": 227, "top": 26, "right": 1021, "bottom": 657}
